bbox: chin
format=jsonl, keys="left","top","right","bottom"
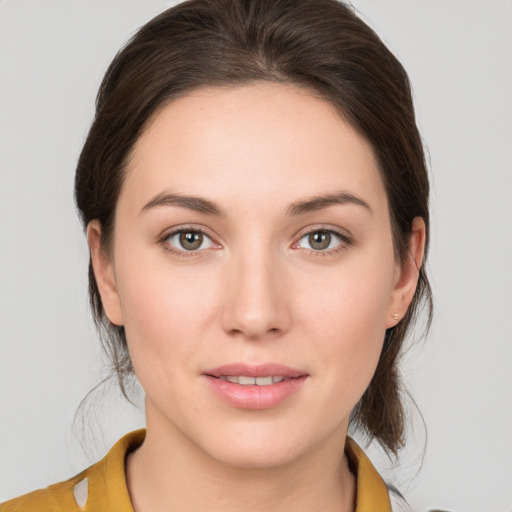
{"left": 208, "top": 442, "right": 302, "bottom": 470}
{"left": 194, "top": 420, "right": 325, "bottom": 470}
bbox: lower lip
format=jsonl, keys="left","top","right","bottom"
{"left": 204, "top": 376, "right": 307, "bottom": 410}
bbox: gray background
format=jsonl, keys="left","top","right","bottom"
{"left": 1, "top": 1, "right": 511, "bottom": 510}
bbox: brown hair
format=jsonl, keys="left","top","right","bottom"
{"left": 75, "top": 0, "right": 432, "bottom": 456}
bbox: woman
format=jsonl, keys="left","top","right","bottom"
{"left": 2, "top": 0, "right": 432, "bottom": 510}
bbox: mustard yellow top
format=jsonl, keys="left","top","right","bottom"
{"left": 1, "top": 430, "right": 391, "bottom": 512}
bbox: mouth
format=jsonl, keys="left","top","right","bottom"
{"left": 203, "top": 363, "right": 308, "bottom": 409}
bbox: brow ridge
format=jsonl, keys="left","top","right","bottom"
{"left": 141, "top": 190, "right": 371, "bottom": 217}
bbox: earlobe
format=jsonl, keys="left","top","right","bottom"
{"left": 86, "top": 221, "right": 124, "bottom": 326}
{"left": 386, "top": 217, "right": 426, "bottom": 328}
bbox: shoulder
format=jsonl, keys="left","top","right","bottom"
{"left": 1, "top": 430, "right": 145, "bottom": 512}
{"left": 345, "top": 437, "right": 393, "bottom": 512}
{"left": 345, "top": 440, "right": 453, "bottom": 512}
{"left": 0, "top": 474, "right": 85, "bottom": 512}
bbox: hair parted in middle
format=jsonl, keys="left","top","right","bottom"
{"left": 75, "top": 0, "right": 432, "bottom": 456}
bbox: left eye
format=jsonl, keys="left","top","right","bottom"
{"left": 296, "top": 230, "right": 344, "bottom": 251}
{"left": 165, "top": 230, "right": 215, "bottom": 251}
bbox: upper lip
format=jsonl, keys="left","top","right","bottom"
{"left": 205, "top": 363, "right": 306, "bottom": 378}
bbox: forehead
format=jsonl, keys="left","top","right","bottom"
{"left": 121, "top": 83, "right": 387, "bottom": 215}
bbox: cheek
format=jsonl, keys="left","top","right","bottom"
{"left": 296, "top": 251, "right": 395, "bottom": 339}
{"left": 114, "top": 254, "right": 220, "bottom": 376}
{"left": 293, "top": 250, "right": 395, "bottom": 402}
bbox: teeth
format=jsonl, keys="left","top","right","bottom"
{"left": 256, "top": 376, "right": 273, "bottom": 386}
{"left": 238, "top": 376, "right": 256, "bottom": 385}
{"left": 219, "top": 376, "right": 289, "bottom": 386}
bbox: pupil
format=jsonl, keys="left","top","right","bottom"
{"left": 309, "top": 231, "right": 330, "bottom": 250}
{"left": 180, "top": 231, "right": 202, "bottom": 250}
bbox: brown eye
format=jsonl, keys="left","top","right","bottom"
{"left": 308, "top": 231, "right": 332, "bottom": 250}
{"left": 295, "top": 229, "right": 346, "bottom": 253}
{"left": 179, "top": 231, "right": 203, "bottom": 250}
{"left": 165, "top": 229, "right": 215, "bottom": 252}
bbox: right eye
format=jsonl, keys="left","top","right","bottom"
{"left": 296, "top": 230, "right": 344, "bottom": 251}
{"left": 164, "top": 229, "right": 216, "bottom": 253}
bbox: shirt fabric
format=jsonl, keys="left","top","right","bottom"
{"left": 1, "top": 430, "right": 392, "bottom": 512}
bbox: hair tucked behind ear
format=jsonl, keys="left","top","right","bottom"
{"left": 75, "top": 0, "right": 432, "bottom": 456}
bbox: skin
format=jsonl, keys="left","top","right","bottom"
{"left": 88, "top": 83, "right": 425, "bottom": 512}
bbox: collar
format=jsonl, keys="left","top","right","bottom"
{"left": 345, "top": 437, "right": 392, "bottom": 512}
{"left": 86, "top": 430, "right": 391, "bottom": 512}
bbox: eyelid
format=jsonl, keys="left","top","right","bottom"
{"left": 158, "top": 223, "right": 219, "bottom": 241}
{"left": 292, "top": 225, "right": 352, "bottom": 243}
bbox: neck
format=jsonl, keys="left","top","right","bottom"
{"left": 126, "top": 412, "right": 355, "bottom": 512}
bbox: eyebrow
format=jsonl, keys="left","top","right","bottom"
{"left": 140, "top": 190, "right": 372, "bottom": 217}
{"left": 141, "top": 192, "right": 224, "bottom": 216}
{"left": 287, "top": 191, "right": 373, "bottom": 216}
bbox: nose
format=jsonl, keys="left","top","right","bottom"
{"left": 221, "top": 248, "right": 291, "bottom": 341}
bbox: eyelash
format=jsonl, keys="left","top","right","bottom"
{"left": 158, "top": 226, "right": 352, "bottom": 258}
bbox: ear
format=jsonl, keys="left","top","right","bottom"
{"left": 386, "top": 217, "right": 426, "bottom": 328}
{"left": 87, "top": 220, "right": 124, "bottom": 326}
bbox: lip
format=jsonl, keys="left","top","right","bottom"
{"left": 205, "top": 362, "right": 306, "bottom": 379}
{"left": 203, "top": 363, "right": 308, "bottom": 410}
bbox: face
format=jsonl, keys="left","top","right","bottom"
{"left": 89, "top": 83, "right": 421, "bottom": 468}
